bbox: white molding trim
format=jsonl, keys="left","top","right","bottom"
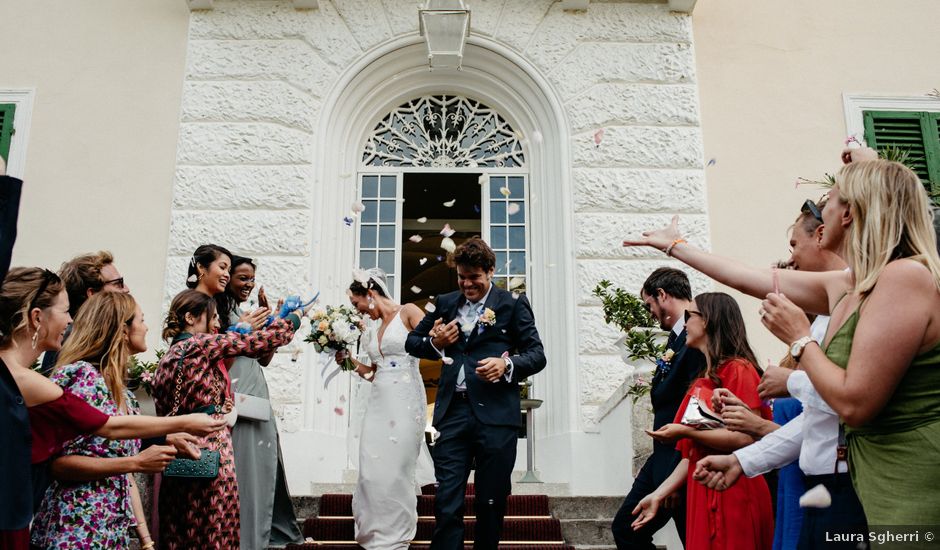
{"left": 668, "top": 0, "right": 697, "bottom": 14}
{"left": 843, "top": 93, "right": 940, "bottom": 141}
{"left": 0, "top": 88, "right": 35, "bottom": 180}
{"left": 313, "top": 36, "right": 579, "bottom": 449}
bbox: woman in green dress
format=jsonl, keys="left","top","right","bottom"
{"left": 226, "top": 256, "right": 303, "bottom": 549}
{"left": 623, "top": 147, "right": 940, "bottom": 527}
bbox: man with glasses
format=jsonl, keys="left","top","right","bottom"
{"left": 611, "top": 267, "right": 706, "bottom": 549}
{"left": 39, "top": 251, "right": 130, "bottom": 374}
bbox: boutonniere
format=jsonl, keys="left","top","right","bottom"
{"left": 478, "top": 308, "right": 496, "bottom": 327}
{"left": 655, "top": 348, "right": 676, "bottom": 377}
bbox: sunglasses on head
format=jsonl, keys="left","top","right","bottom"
{"left": 801, "top": 200, "right": 823, "bottom": 223}
{"left": 30, "top": 269, "right": 59, "bottom": 310}
{"left": 103, "top": 277, "right": 126, "bottom": 290}
{"left": 684, "top": 309, "right": 702, "bottom": 322}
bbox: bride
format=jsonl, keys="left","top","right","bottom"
{"left": 336, "top": 268, "right": 436, "bottom": 549}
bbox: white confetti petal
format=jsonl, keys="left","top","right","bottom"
{"left": 531, "top": 130, "right": 543, "bottom": 144}
{"left": 439, "top": 223, "right": 455, "bottom": 238}
{"left": 799, "top": 484, "right": 832, "bottom": 509}
{"left": 507, "top": 203, "right": 521, "bottom": 216}
{"left": 409, "top": 234, "right": 423, "bottom": 243}
{"left": 478, "top": 174, "right": 489, "bottom": 185}
{"left": 440, "top": 237, "right": 456, "bottom": 253}
{"left": 417, "top": 217, "right": 428, "bottom": 223}
{"left": 508, "top": 276, "right": 525, "bottom": 290}
{"left": 443, "top": 199, "right": 456, "bottom": 207}
{"left": 419, "top": 257, "right": 428, "bottom": 265}
{"left": 424, "top": 302, "right": 437, "bottom": 313}
{"left": 442, "top": 356, "right": 454, "bottom": 365}
{"left": 411, "top": 285, "right": 422, "bottom": 294}
{"left": 499, "top": 187, "right": 511, "bottom": 197}
{"left": 363, "top": 371, "right": 374, "bottom": 381}
{"left": 351, "top": 201, "right": 365, "bottom": 213}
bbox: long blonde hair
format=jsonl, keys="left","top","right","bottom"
{"left": 837, "top": 160, "right": 940, "bottom": 298}
{"left": 56, "top": 292, "right": 138, "bottom": 411}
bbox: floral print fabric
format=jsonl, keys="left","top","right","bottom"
{"left": 31, "top": 361, "right": 141, "bottom": 549}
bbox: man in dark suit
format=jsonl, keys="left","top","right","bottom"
{"left": 406, "top": 237, "right": 546, "bottom": 550}
{"left": 611, "top": 267, "right": 705, "bottom": 549}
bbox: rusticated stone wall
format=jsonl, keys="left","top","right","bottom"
{"left": 166, "top": 0, "right": 710, "bottom": 433}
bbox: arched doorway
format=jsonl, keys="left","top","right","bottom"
{"left": 356, "top": 93, "right": 530, "bottom": 406}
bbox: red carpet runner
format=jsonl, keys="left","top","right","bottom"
{"left": 287, "top": 484, "right": 573, "bottom": 549}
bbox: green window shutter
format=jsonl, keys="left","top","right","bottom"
{"left": 0, "top": 103, "right": 15, "bottom": 163}
{"left": 863, "top": 110, "right": 940, "bottom": 192}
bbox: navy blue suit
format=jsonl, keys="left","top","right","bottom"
{"left": 611, "top": 328, "right": 705, "bottom": 549}
{"left": 406, "top": 285, "right": 546, "bottom": 549}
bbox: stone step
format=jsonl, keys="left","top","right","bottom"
{"left": 560, "top": 519, "right": 614, "bottom": 547}
{"left": 548, "top": 496, "right": 622, "bottom": 520}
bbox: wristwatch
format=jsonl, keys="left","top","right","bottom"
{"left": 790, "top": 336, "right": 816, "bottom": 362}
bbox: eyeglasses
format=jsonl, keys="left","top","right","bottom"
{"left": 801, "top": 200, "right": 823, "bottom": 223}
{"left": 30, "top": 269, "right": 59, "bottom": 310}
{"left": 684, "top": 309, "right": 702, "bottom": 322}
{"left": 102, "top": 277, "right": 126, "bottom": 290}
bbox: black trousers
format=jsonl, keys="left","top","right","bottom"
{"left": 611, "top": 450, "right": 686, "bottom": 550}
{"left": 431, "top": 395, "right": 518, "bottom": 550}
{"left": 798, "top": 473, "right": 869, "bottom": 550}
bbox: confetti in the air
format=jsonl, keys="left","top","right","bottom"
{"left": 436, "top": 256, "right": 443, "bottom": 262}
{"left": 508, "top": 277, "right": 525, "bottom": 290}
{"left": 443, "top": 199, "right": 456, "bottom": 207}
{"left": 419, "top": 257, "right": 428, "bottom": 265}
{"left": 706, "top": 158, "right": 717, "bottom": 167}
{"left": 411, "top": 285, "right": 422, "bottom": 294}
{"left": 441, "top": 237, "right": 457, "bottom": 253}
{"left": 473, "top": 204, "right": 480, "bottom": 213}
{"left": 424, "top": 302, "right": 436, "bottom": 313}
{"left": 343, "top": 216, "right": 354, "bottom": 226}
{"left": 512, "top": 292, "right": 521, "bottom": 300}
{"left": 507, "top": 203, "right": 521, "bottom": 216}
{"left": 593, "top": 128, "right": 605, "bottom": 147}
{"left": 417, "top": 217, "right": 428, "bottom": 223}
{"left": 799, "top": 484, "right": 832, "bottom": 509}
{"left": 334, "top": 407, "right": 345, "bottom": 416}
{"left": 442, "top": 356, "right": 454, "bottom": 365}
{"left": 339, "top": 395, "right": 346, "bottom": 403}
{"left": 439, "top": 223, "right": 455, "bottom": 238}
{"left": 478, "top": 174, "right": 489, "bottom": 185}
{"left": 499, "top": 187, "right": 511, "bottom": 198}
{"left": 351, "top": 201, "right": 365, "bottom": 213}
{"left": 409, "top": 234, "right": 423, "bottom": 243}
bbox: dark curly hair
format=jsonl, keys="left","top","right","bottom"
{"left": 448, "top": 237, "right": 496, "bottom": 272}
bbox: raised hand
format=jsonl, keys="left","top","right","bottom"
{"left": 133, "top": 444, "right": 178, "bottom": 473}
{"left": 758, "top": 365, "right": 794, "bottom": 399}
{"left": 760, "top": 292, "right": 812, "bottom": 345}
{"left": 430, "top": 318, "right": 459, "bottom": 349}
{"left": 841, "top": 145, "right": 879, "bottom": 165}
{"left": 257, "top": 286, "right": 269, "bottom": 309}
{"left": 693, "top": 454, "right": 744, "bottom": 491}
{"left": 238, "top": 307, "right": 271, "bottom": 330}
{"left": 622, "top": 215, "right": 682, "bottom": 252}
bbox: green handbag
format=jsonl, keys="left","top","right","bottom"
{"left": 162, "top": 350, "right": 221, "bottom": 479}
{"left": 164, "top": 448, "right": 220, "bottom": 478}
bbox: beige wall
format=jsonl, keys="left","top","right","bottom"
{"left": 2, "top": 1, "right": 190, "bottom": 353}
{"left": 693, "top": 0, "right": 940, "bottom": 360}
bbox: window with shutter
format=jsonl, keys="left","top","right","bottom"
{"left": 863, "top": 110, "right": 940, "bottom": 192}
{"left": 0, "top": 103, "right": 15, "bottom": 163}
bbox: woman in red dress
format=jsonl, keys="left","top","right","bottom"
{"left": 152, "top": 289, "right": 304, "bottom": 549}
{"left": 632, "top": 292, "right": 774, "bottom": 550}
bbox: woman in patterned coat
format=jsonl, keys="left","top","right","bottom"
{"left": 152, "top": 289, "right": 303, "bottom": 549}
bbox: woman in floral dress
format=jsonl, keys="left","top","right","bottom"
{"left": 32, "top": 292, "right": 167, "bottom": 549}
{"left": 152, "top": 289, "right": 303, "bottom": 549}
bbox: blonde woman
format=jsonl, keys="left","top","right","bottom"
{"left": 31, "top": 292, "right": 169, "bottom": 549}
{"left": 624, "top": 150, "right": 940, "bottom": 525}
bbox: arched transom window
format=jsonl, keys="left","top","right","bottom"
{"left": 357, "top": 95, "right": 530, "bottom": 305}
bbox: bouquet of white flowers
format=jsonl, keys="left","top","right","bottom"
{"left": 305, "top": 305, "right": 364, "bottom": 371}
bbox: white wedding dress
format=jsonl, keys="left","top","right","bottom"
{"left": 351, "top": 311, "right": 436, "bottom": 550}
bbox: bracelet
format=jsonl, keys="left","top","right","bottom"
{"left": 141, "top": 542, "right": 155, "bottom": 550}
{"left": 664, "top": 238, "right": 687, "bottom": 257}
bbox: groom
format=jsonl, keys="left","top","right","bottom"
{"left": 406, "top": 237, "right": 546, "bottom": 550}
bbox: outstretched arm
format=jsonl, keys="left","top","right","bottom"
{"left": 623, "top": 216, "right": 843, "bottom": 316}
{"left": 631, "top": 458, "right": 689, "bottom": 531}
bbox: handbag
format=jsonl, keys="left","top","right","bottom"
{"left": 163, "top": 352, "right": 221, "bottom": 479}
{"left": 680, "top": 389, "right": 725, "bottom": 430}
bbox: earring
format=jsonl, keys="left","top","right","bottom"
{"left": 368, "top": 296, "right": 375, "bottom": 310}
{"left": 31, "top": 327, "right": 40, "bottom": 350}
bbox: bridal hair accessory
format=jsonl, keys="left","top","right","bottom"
{"left": 187, "top": 274, "right": 198, "bottom": 283}
{"left": 352, "top": 267, "right": 392, "bottom": 300}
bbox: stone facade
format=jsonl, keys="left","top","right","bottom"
{"left": 167, "top": 0, "right": 708, "bottom": 489}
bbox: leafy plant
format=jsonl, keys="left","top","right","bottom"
{"left": 127, "top": 348, "right": 165, "bottom": 395}
{"left": 626, "top": 376, "right": 652, "bottom": 404}
{"left": 592, "top": 280, "right": 656, "bottom": 334}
